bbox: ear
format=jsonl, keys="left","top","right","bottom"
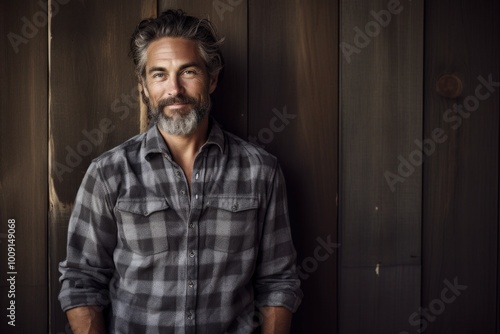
{"left": 208, "top": 74, "right": 218, "bottom": 94}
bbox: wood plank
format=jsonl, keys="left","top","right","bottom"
{"left": 0, "top": 1, "right": 48, "bottom": 333}
{"left": 158, "top": 0, "right": 248, "bottom": 139}
{"left": 48, "top": 1, "right": 156, "bottom": 332}
{"left": 341, "top": 266, "right": 420, "bottom": 332}
{"left": 339, "top": 0, "right": 423, "bottom": 332}
{"left": 249, "top": 0, "right": 339, "bottom": 332}
{"left": 422, "top": 0, "right": 500, "bottom": 332}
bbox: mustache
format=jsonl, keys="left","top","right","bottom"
{"left": 157, "top": 95, "right": 197, "bottom": 109}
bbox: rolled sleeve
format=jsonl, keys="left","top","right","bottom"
{"left": 254, "top": 163, "right": 303, "bottom": 312}
{"left": 58, "top": 161, "right": 116, "bottom": 311}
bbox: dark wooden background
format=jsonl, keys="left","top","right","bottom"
{"left": 0, "top": 0, "right": 498, "bottom": 333}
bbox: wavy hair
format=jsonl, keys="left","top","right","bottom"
{"left": 130, "top": 9, "right": 225, "bottom": 81}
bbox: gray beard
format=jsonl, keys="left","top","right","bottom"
{"left": 150, "top": 99, "right": 209, "bottom": 136}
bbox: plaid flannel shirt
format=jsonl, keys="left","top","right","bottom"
{"left": 58, "top": 119, "right": 302, "bottom": 333}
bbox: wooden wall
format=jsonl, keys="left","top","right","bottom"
{"left": 0, "top": 0, "right": 499, "bottom": 333}
{"left": 423, "top": 0, "right": 499, "bottom": 332}
{"left": 0, "top": 0, "right": 49, "bottom": 333}
{"left": 339, "top": 0, "right": 423, "bottom": 332}
{"left": 247, "top": 1, "right": 339, "bottom": 332}
{"left": 338, "top": 0, "right": 499, "bottom": 333}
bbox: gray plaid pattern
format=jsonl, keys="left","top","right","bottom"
{"left": 58, "top": 119, "right": 302, "bottom": 333}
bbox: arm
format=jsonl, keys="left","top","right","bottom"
{"left": 66, "top": 306, "right": 106, "bottom": 334}
{"left": 58, "top": 162, "right": 117, "bottom": 329}
{"left": 254, "top": 163, "right": 303, "bottom": 329}
{"left": 260, "top": 306, "right": 293, "bottom": 334}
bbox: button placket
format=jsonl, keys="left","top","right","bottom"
{"left": 185, "top": 155, "right": 206, "bottom": 329}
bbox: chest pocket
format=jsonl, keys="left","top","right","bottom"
{"left": 115, "top": 198, "right": 170, "bottom": 256}
{"left": 204, "top": 196, "right": 259, "bottom": 253}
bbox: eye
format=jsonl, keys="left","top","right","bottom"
{"left": 182, "top": 69, "right": 197, "bottom": 77}
{"left": 152, "top": 72, "right": 165, "bottom": 79}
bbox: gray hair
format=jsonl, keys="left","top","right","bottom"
{"left": 130, "top": 9, "right": 225, "bottom": 81}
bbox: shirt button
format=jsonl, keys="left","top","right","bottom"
{"left": 189, "top": 250, "right": 195, "bottom": 258}
{"left": 180, "top": 190, "right": 186, "bottom": 196}
{"left": 231, "top": 203, "right": 239, "bottom": 211}
{"left": 188, "top": 281, "right": 194, "bottom": 288}
{"left": 187, "top": 311, "right": 193, "bottom": 320}
{"left": 175, "top": 170, "right": 182, "bottom": 178}
{"left": 188, "top": 223, "right": 194, "bottom": 229}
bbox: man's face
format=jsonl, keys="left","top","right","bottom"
{"left": 142, "top": 37, "right": 217, "bottom": 136}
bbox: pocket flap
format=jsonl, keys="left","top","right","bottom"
{"left": 206, "top": 196, "right": 258, "bottom": 212}
{"left": 116, "top": 198, "right": 169, "bottom": 216}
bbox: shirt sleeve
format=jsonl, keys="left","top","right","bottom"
{"left": 58, "top": 161, "right": 117, "bottom": 312}
{"left": 253, "top": 162, "right": 303, "bottom": 312}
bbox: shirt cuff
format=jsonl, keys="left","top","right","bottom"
{"left": 255, "top": 290, "right": 303, "bottom": 313}
{"left": 59, "top": 279, "right": 109, "bottom": 312}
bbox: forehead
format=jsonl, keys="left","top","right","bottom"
{"left": 146, "top": 37, "right": 203, "bottom": 67}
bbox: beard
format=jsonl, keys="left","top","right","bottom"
{"left": 149, "top": 94, "right": 210, "bottom": 136}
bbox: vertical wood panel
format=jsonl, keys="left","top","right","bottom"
{"left": 159, "top": 0, "right": 248, "bottom": 139}
{"left": 339, "top": 0, "right": 423, "bottom": 332}
{"left": 49, "top": 1, "right": 156, "bottom": 332}
{"left": 423, "top": 0, "right": 499, "bottom": 332}
{"left": 0, "top": 1, "right": 48, "bottom": 333}
{"left": 249, "top": 0, "right": 339, "bottom": 332}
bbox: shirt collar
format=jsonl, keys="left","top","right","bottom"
{"left": 142, "top": 117, "right": 225, "bottom": 160}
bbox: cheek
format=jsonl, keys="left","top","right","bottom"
{"left": 146, "top": 85, "right": 164, "bottom": 102}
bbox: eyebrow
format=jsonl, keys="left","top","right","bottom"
{"left": 147, "top": 62, "right": 204, "bottom": 74}
{"left": 148, "top": 66, "right": 166, "bottom": 74}
{"left": 179, "top": 62, "right": 204, "bottom": 71}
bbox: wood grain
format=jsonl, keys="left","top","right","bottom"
{"left": 423, "top": 0, "right": 500, "bottom": 332}
{"left": 0, "top": 0, "right": 48, "bottom": 333}
{"left": 48, "top": 1, "right": 156, "bottom": 332}
{"left": 339, "top": 0, "right": 423, "bottom": 332}
{"left": 249, "top": 0, "right": 339, "bottom": 332}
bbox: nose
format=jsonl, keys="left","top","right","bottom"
{"left": 166, "top": 75, "right": 184, "bottom": 96}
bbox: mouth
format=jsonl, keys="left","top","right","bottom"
{"left": 167, "top": 103, "right": 190, "bottom": 109}
{"left": 157, "top": 96, "right": 196, "bottom": 114}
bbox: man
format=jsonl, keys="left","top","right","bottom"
{"left": 59, "top": 9, "right": 302, "bottom": 334}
